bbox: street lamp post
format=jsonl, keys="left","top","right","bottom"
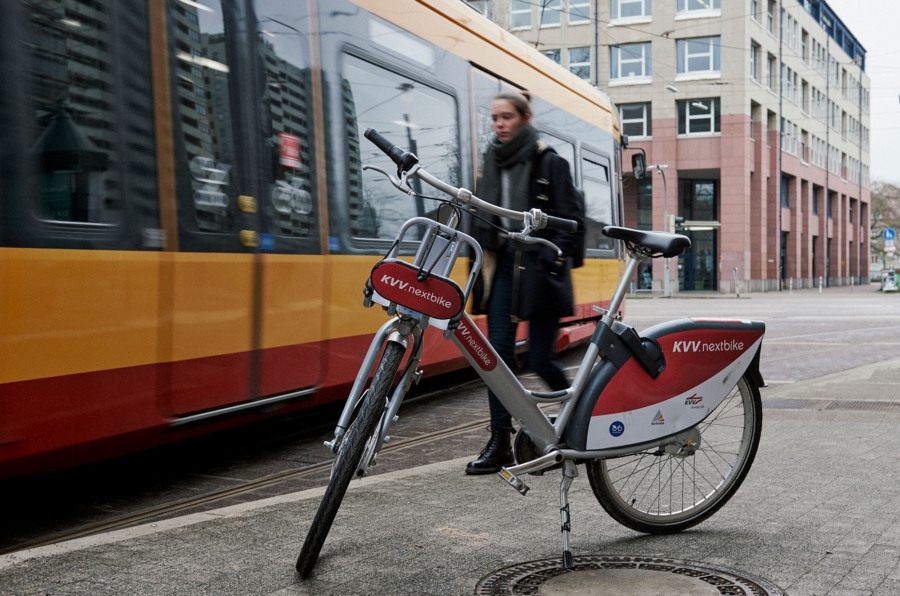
{"left": 650, "top": 163, "right": 671, "bottom": 296}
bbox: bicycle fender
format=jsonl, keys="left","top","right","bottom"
{"left": 566, "top": 318, "right": 765, "bottom": 451}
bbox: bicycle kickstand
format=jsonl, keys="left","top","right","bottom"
{"left": 559, "top": 460, "right": 578, "bottom": 570}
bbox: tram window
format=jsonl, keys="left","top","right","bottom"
{"left": 342, "top": 54, "right": 459, "bottom": 241}
{"left": 470, "top": 69, "right": 501, "bottom": 186}
{"left": 169, "top": 0, "right": 236, "bottom": 234}
{"left": 256, "top": 0, "right": 318, "bottom": 239}
{"left": 537, "top": 131, "right": 575, "bottom": 180}
{"left": 22, "top": 0, "right": 157, "bottom": 227}
{"left": 582, "top": 153, "right": 614, "bottom": 251}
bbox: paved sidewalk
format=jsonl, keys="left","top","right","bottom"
{"left": 3, "top": 362, "right": 900, "bottom": 595}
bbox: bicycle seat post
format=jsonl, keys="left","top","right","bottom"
{"left": 601, "top": 255, "right": 640, "bottom": 327}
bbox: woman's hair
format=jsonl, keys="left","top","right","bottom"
{"left": 492, "top": 90, "right": 532, "bottom": 119}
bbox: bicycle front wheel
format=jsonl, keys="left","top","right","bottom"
{"left": 586, "top": 374, "right": 762, "bottom": 534}
{"left": 296, "top": 341, "right": 405, "bottom": 578}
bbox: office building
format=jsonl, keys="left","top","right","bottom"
{"left": 482, "top": 0, "right": 870, "bottom": 292}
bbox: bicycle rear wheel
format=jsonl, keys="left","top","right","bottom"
{"left": 586, "top": 374, "right": 762, "bottom": 534}
{"left": 296, "top": 341, "right": 405, "bottom": 578}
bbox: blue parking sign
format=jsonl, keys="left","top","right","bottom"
{"left": 885, "top": 229, "right": 896, "bottom": 241}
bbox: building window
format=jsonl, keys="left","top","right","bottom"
{"left": 677, "top": 98, "right": 720, "bottom": 135}
{"left": 620, "top": 103, "right": 652, "bottom": 138}
{"left": 510, "top": 0, "right": 531, "bottom": 29}
{"left": 610, "top": 0, "right": 651, "bottom": 20}
{"left": 750, "top": 43, "right": 759, "bottom": 81}
{"left": 465, "top": 0, "right": 493, "bottom": 19}
{"left": 767, "top": 0, "right": 775, "bottom": 34}
{"left": 750, "top": 108, "right": 756, "bottom": 140}
{"left": 610, "top": 43, "right": 651, "bottom": 80}
{"left": 781, "top": 175, "right": 790, "bottom": 208}
{"left": 751, "top": 0, "right": 759, "bottom": 21}
{"left": 540, "top": 0, "right": 560, "bottom": 27}
{"left": 812, "top": 189, "right": 818, "bottom": 215}
{"left": 569, "top": 0, "right": 590, "bottom": 23}
{"left": 677, "top": 0, "right": 720, "bottom": 13}
{"left": 676, "top": 37, "right": 720, "bottom": 75}
{"left": 543, "top": 49, "right": 560, "bottom": 64}
{"left": 767, "top": 54, "right": 776, "bottom": 90}
{"left": 569, "top": 47, "right": 591, "bottom": 80}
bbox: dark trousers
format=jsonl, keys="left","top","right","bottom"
{"left": 486, "top": 249, "right": 569, "bottom": 431}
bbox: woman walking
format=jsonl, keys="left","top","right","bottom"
{"left": 466, "top": 91, "right": 582, "bottom": 475}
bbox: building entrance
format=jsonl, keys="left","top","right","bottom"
{"left": 678, "top": 180, "right": 718, "bottom": 291}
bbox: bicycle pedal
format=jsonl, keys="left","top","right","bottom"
{"left": 498, "top": 467, "right": 529, "bottom": 496}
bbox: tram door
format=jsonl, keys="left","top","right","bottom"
{"left": 162, "top": 0, "right": 323, "bottom": 416}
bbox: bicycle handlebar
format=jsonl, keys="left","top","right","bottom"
{"left": 545, "top": 215, "right": 578, "bottom": 233}
{"left": 364, "top": 128, "right": 419, "bottom": 173}
{"left": 364, "top": 128, "right": 578, "bottom": 234}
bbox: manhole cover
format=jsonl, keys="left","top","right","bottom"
{"left": 474, "top": 555, "right": 783, "bottom": 596}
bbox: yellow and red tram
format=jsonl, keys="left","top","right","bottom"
{"left": 0, "top": 0, "right": 625, "bottom": 478}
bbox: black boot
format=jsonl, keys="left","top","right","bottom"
{"left": 465, "top": 426, "right": 514, "bottom": 475}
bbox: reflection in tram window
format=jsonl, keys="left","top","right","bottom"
{"left": 255, "top": 1, "right": 317, "bottom": 238}
{"left": 582, "top": 154, "right": 614, "bottom": 251}
{"left": 341, "top": 54, "right": 459, "bottom": 241}
{"left": 25, "top": 0, "right": 156, "bottom": 226}
{"left": 170, "top": 0, "right": 234, "bottom": 233}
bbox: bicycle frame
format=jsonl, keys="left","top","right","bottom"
{"left": 329, "top": 211, "right": 762, "bottom": 475}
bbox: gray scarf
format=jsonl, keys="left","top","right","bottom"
{"left": 476, "top": 124, "right": 539, "bottom": 236}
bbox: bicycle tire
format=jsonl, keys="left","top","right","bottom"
{"left": 296, "top": 341, "right": 405, "bottom": 578}
{"left": 586, "top": 374, "right": 762, "bottom": 534}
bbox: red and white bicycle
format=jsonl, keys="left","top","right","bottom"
{"left": 296, "top": 129, "right": 766, "bottom": 577}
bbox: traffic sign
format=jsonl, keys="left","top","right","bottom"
{"left": 884, "top": 228, "right": 896, "bottom": 241}
{"left": 885, "top": 245, "right": 896, "bottom": 253}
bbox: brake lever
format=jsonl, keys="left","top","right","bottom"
{"left": 507, "top": 233, "right": 563, "bottom": 258}
{"left": 362, "top": 164, "right": 415, "bottom": 195}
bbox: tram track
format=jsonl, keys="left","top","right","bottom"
{"left": 0, "top": 402, "right": 494, "bottom": 556}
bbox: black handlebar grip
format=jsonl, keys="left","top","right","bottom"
{"left": 364, "top": 128, "right": 419, "bottom": 172}
{"left": 545, "top": 215, "right": 579, "bottom": 233}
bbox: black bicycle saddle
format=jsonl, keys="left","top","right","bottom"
{"left": 602, "top": 226, "right": 691, "bottom": 258}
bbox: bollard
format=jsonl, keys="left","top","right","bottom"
{"left": 851, "top": 277, "right": 854, "bottom": 293}
{"left": 733, "top": 267, "right": 739, "bottom": 298}
{"left": 819, "top": 276, "right": 823, "bottom": 294}
{"left": 789, "top": 278, "right": 793, "bottom": 294}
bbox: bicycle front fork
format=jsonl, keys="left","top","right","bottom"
{"left": 326, "top": 317, "right": 424, "bottom": 473}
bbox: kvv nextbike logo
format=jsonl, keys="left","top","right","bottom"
{"left": 456, "top": 323, "right": 494, "bottom": 367}
{"left": 379, "top": 274, "right": 453, "bottom": 309}
{"left": 671, "top": 339, "right": 744, "bottom": 353}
